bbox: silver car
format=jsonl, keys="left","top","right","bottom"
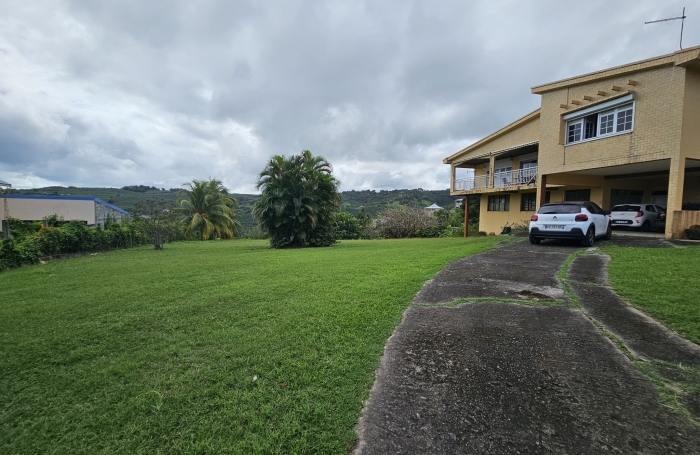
{"left": 610, "top": 204, "right": 664, "bottom": 232}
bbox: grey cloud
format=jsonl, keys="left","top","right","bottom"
{"left": 0, "top": 0, "right": 697, "bottom": 190}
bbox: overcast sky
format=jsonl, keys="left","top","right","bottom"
{"left": 1, "top": 1, "right": 698, "bottom": 192}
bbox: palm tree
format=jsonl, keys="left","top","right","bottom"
{"left": 177, "top": 178, "right": 240, "bottom": 240}
{"left": 253, "top": 150, "right": 340, "bottom": 248}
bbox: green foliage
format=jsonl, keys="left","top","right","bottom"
{"left": 177, "top": 178, "right": 240, "bottom": 240}
{"left": 7, "top": 218, "right": 41, "bottom": 241}
{"left": 0, "top": 219, "right": 156, "bottom": 272}
{"left": 253, "top": 150, "right": 341, "bottom": 248}
{"left": 332, "top": 212, "right": 362, "bottom": 240}
{"left": 0, "top": 237, "right": 501, "bottom": 454}
{"left": 339, "top": 189, "right": 457, "bottom": 217}
{"left": 131, "top": 199, "right": 186, "bottom": 249}
{"left": 356, "top": 206, "right": 372, "bottom": 228}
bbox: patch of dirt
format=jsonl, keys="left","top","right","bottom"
{"left": 518, "top": 289, "right": 556, "bottom": 302}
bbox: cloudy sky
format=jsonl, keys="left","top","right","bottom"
{"left": 0, "top": 1, "right": 697, "bottom": 192}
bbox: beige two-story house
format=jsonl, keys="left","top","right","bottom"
{"left": 445, "top": 46, "right": 700, "bottom": 239}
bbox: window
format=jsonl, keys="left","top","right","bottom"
{"left": 599, "top": 110, "right": 615, "bottom": 135}
{"left": 565, "top": 189, "right": 591, "bottom": 202}
{"left": 564, "top": 95, "right": 635, "bottom": 145}
{"left": 567, "top": 121, "right": 582, "bottom": 143}
{"left": 617, "top": 106, "right": 633, "bottom": 132}
{"left": 521, "top": 193, "right": 537, "bottom": 211}
{"left": 488, "top": 194, "right": 510, "bottom": 211}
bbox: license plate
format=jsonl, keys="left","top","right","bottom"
{"left": 612, "top": 220, "right": 630, "bottom": 224}
{"left": 544, "top": 225, "right": 565, "bottom": 230}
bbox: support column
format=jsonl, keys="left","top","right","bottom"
{"left": 463, "top": 196, "right": 469, "bottom": 238}
{"left": 665, "top": 156, "right": 686, "bottom": 239}
{"left": 488, "top": 155, "right": 495, "bottom": 188}
{"left": 451, "top": 165, "right": 456, "bottom": 192}
{"left": 536, "top": 174, "right": 547, "bottom": 209}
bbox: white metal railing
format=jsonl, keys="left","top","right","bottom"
{"left": 454, "top": 167, "right": 537, "bottom": 191}
{"left": 454, "top": 174, "right": 489, "bottom": 191}
{"left": 494, "top": 167, "right": 538, "bottom": 188}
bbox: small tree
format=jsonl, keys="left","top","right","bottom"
{"left": 377, "top": 206, "right": 440, "bottom": 238}
{"left": 253, "top": 150, "right": 341, "bottom": 248}
{"left": 332, "top": 212, "right": 362, "bottom": 240}
{"left": 131, "top": 199, "right": 182, "bottom": 249}
{"left": 177, "top": 179, "right": 240, "bottom": 240}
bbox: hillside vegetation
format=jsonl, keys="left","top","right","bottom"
{"left": 8, "top": 186, "right": 461, "bottom": 229}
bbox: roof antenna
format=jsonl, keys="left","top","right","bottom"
{"left": 645, "top": 7, "right": 687, "bottom": 50}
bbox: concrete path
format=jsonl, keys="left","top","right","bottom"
{"left": 355, "top": 239, "right": 700, "bottom": 454}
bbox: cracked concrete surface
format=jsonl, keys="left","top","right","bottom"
{"left": 355, "top": 239, "right": 700, "bottom": 454}
{"left": 568, "top": 254, "right": 700, "bottom": 366}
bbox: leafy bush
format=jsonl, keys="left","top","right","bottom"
{"left": 332, "top": 212, "right": 362, "bottom": 240}
{"left": 253, "top": 150, "right": 341, "bottom": 248}
{"left": 0, "top": 218, "right": 163, "bottom": 272}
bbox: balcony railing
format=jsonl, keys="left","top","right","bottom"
{"left": 454, "top": 167, "right": 538, "bottom": 191}
{"left": 494, "top": 167, "right": 538, "bottom": 188}
{"left": 454, "top": 174, "right": 489, "bottom": 191}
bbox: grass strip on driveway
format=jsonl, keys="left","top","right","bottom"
{"left": 0, "top": 237, "right": 499, "bottom": 454}
{"left": 603, "top": 245, "right": 700, "bottom": 346}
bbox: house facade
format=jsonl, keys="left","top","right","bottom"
{"left": 445, "top": 46, "right": 700, "bottom": 239}
{"left": 0, "top": 195, "right": 129, "bottom": 228}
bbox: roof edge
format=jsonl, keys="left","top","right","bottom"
{"left": 531, "top": 44, "right": 700, "bottom": 94}
{"left": 444, "top": 108, "right": 540, "bottom": 164}
{"left": 1, "top": 194, "right": 129, "bottom": 215}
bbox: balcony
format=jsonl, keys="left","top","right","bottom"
{"left": 454, "top": 174, "right": 489, "bottom": 191}
{"left": 453, "top": 167, "right": 537, "bottom": 192}
{"left": 494, "top": 167, "right": 538, "bottom": 188}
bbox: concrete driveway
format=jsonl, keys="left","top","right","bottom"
{"left": 354, "top": 238, "right": 700, "bottom": 454}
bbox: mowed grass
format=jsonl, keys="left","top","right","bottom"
{"left": 0, "top": 237, "right": 499, "bottom": 454}
{"left": 604, "top": 246, "right": 700, "bottom": 345}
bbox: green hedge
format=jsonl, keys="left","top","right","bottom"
{"left": 0, "top": 220, "right": 149, "bottom": 272}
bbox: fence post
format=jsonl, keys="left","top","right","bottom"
{"left": 1, "top": 220, "right": 10, "bottom": 239}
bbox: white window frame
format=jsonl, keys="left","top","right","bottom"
{"left": 564, "top": 94, "right": 635, "bottom": 145}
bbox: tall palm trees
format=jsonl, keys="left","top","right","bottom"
{"left": 253, "top": 150, "right": 340, "bottom": 248}
{"left": 177, "top": 178, "right": 240, "bottom": 240}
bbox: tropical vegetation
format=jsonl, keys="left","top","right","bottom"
{"left": 0, "top": 217, "right": 157, "bottom": 272}
{"left": 0, "top": 237, "right": 500, "bottom": 454}
{"left": 177, "top": 178, "right": 240, "bottom": 240}
{"left": 253, "top": 150, "right": 341, "bottom": 248}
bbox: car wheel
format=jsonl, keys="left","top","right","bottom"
{"left": 603, "top": 223, "right": 612, "bottom": 240}
{"left": 529, "top": 235, "right": 541, "bottom": 245}
{"left": 641, "top": 220, "right": 651, "bottom": 232}
{"left": 581, "top": 226, "right": 595, "bottom": 247}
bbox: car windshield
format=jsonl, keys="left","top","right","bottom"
{"left": 612, "top": 205, "right": 641, "bottom": 212}
{"left": 537, "top": 204, "right": 581, "bottom": 214}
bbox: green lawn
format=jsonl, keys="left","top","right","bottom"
{"left": 0, "top": 237, "right": 499, "bottom": 454}
{"left": 604, "top": 246, "right": 700, "bottom": 345}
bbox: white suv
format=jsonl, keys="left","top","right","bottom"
{"left": 529, "top": 201, "right": 612, "bottom": 246}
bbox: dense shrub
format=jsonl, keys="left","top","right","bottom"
{"left": 332, "top": 212, "right": 363, "bottom": 240}
{"left": 377, "top": 206, "right": 440, "bottom": 239}
{"left": 0, "top": 218, "right": 162, "bottom": 272}
{"left": 253, "top": 150, "right": 341, "bottom": 248}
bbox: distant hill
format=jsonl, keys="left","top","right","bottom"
{"left": 6, "top": 186, "right": 460, "bottom": 229}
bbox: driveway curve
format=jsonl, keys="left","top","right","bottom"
{"left": 354, "top": 239, "right": 700, "bottom": 454}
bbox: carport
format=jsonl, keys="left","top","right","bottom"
{"left": 542, "top": 158, "right": 700, "bottom": 239}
